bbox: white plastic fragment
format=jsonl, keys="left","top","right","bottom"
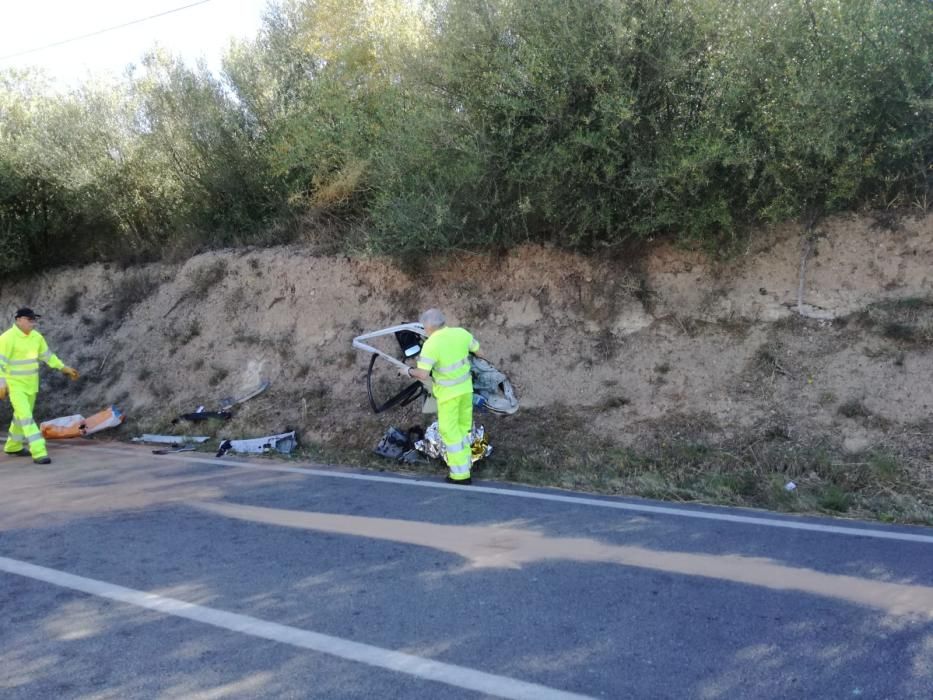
{"left": 133, "top": 434, "right": 210, "bottom": 445}
{"left": 216, "top": 431, "right": 297, "bottom": 456}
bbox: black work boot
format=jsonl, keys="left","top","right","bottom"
{"left": 4, "top": 449, "right": 30, "bottom": 457}
{"left": 33, "top": 456, "right": 51, "bottom": 465}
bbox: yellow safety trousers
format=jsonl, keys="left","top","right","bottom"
{"left": 4, "top": 389, "right": 47, "bottom": 459}
{"left": 438, "top": 392, "right": 472, "bottom": 480}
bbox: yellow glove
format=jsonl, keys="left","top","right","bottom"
{"left": 62, "top": 367, "right": 80, "bottom": 381}
{"left": 0, "top": 385, "right": 7, "bottom": 401}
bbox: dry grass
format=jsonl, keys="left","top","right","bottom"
{"left": 187, "top": 260, "right": 228, "bottom": 297}
{"left": 838, "top": 399, "right": 871, "bottom": 419}
{"left": 296, "top": 406, "right": 933, "bottom": 526}
{"left": 112, "top": 270, "right": 161, "bottom": 320}
{"left": 208, "top": 366, "right": 229, "bottom": 387}
{"left": 856, "top": 297, "right": 933, "bottom": 346}
{"left": 749, "top": 343, "right": 793, "bottom": 380}
{"left": 309, "top": 158, "right": 368, "bottom": 210}
{"left": 61, "top": 287, "right": 82, "bottom": 315}
{"left": 592, "top": 328, "right": 618, "bottom": 362}
{"left": 232, "top": 327, "right": 262, "bottom": 345}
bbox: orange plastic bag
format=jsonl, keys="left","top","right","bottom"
{"left": 40, "top": 415, "right": 85, "bottom": 439}
{"left": 83, "top": 406, "right": 125, "bottom": 435}
{"left": 40, "top": 406, "right": 125, "bottom": 439}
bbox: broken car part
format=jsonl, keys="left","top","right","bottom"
{"left": 351, "top": 323, "right": 519, "bottom": 415}
{"left": 352, "top": 323, "right": 429, "bottom": 413}
{"left": 132, "top": 434, "right": 210, "bottom": 445}
{"left": 470, "top": 357, "right": 519, "bottom": 415}
{"left": 173, "top": 410, "right": 233, "bottom": 424}
{"left": 218, "top": 379, "right": 271, "bottom": 412}
{"left": 215, "top": 431, "right": 297, "bottom": 457}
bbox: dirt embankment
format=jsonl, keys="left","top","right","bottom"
{"left": 2, "top": 213, "right": 932, "bottom": 521}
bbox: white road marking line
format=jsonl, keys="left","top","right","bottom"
{"left": 0, "top": 555, "right": 594, "bottom": 700}
{"left": 30, "top": 442, "right": 933, "bottom": 545}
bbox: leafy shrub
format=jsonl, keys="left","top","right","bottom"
{"left": 0, "top": 0, "right": 929, "bottom": 266}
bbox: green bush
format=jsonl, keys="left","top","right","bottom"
{"left": 1, "top": 0, "right": 929, "bottom": 268}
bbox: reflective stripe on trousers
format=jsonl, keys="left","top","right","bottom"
{"left": 4, "top": 389, "right": 47, "bottom": 458}
{"left": 437, "top": 392, "right": 472, "bottom": 479}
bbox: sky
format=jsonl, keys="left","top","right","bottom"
{"left": 0, "top": 0, "right": 272, "bottom": 85}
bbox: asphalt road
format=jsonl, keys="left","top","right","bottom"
{"left": 1, "top": 441, "right": 931, "bottom": 699}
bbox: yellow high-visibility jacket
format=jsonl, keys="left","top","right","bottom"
{"left": 0, "top": 326, "right": 64, "bottom": 393}
{"left": 417, "top": 327, "right": 480, "bottom": 402}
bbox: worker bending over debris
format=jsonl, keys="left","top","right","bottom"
{"left": 0, "top": 308, "right": 79, "bottom": 464}
{"left": 407, "top": 308, "right": 483, "bottom": 485}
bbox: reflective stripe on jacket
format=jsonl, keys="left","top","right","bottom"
{"left": 417, "top": 327, "right": 480, "bottom": 402}
{"left": 0, "top": 326, "right": 64, "bottom": 392}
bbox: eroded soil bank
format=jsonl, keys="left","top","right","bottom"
{"left": 2, "top": 213, "right": 932, "bottom": 522}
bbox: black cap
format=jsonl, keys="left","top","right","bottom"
{"left": 14, "top": 307, "right": 41, "bottom": 320}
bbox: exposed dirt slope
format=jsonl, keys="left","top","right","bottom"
{"left": 2, "top": 213, "right": 932, "bottom": 518}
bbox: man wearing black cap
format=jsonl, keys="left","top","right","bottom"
{"left": 0, "top": 308, "right": 79, "bottom": 464}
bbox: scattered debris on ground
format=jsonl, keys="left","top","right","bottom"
{"left": 2, "top": 214, "right": 930, "bottom": 522}
{"left": 40, "top": 406, "right": 125, "bottom": 439}
{"left": 133, "top": 434, "right": 210, "bottom": 445}
{"left": 216, "top": 431, "right": 297, "bottom": 457}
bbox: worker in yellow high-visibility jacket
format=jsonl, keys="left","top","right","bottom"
{"left": 0, "top": 308, "right": 79, "bottom": 464}
{"left": 408, "top": 309, "right": 483, "bottom": 485}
